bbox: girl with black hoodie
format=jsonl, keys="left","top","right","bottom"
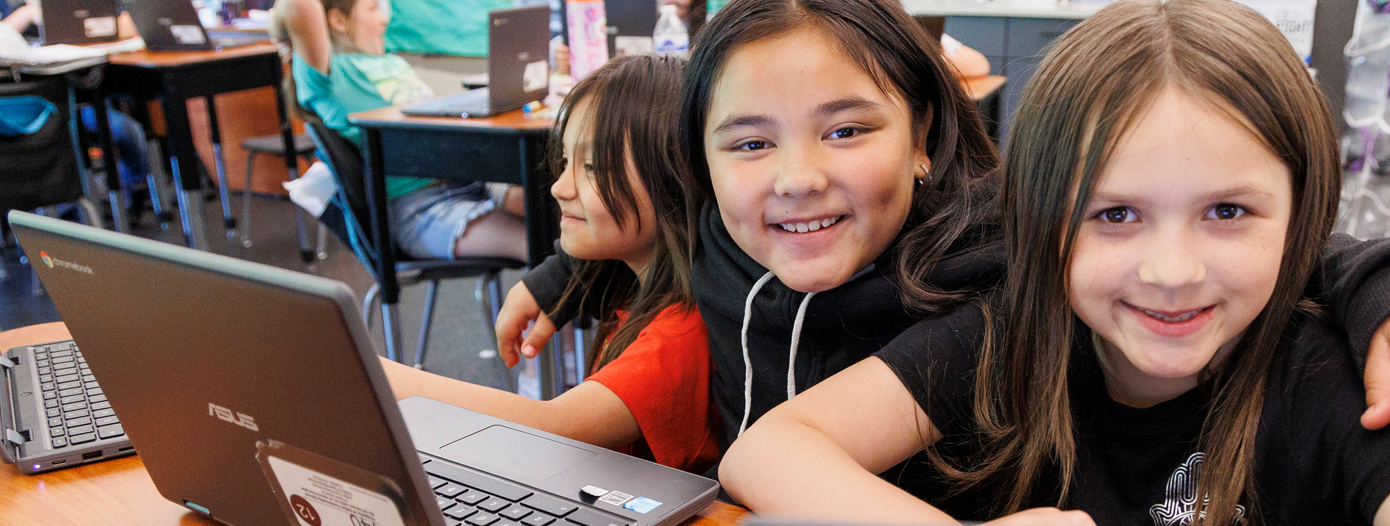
{"left": 495, "top": 0, "right": 1390, "bottom": 477}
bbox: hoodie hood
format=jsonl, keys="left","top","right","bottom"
{"left": 693, "top": 205, "right": 1004, "bottom": 449}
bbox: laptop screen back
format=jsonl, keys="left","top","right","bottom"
{"left": 486, "top": 5, "right": 550, "bottom": 113}
{"left": 38, "top": 0, "right": 120, "bottom": 45}
{"left": 8, "top": 211, "right": 440, "bottom": 526}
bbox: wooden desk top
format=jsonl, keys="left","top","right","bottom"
{"left": 963, "top": 75, "right": 1007, "bottom": 101}
{"left": 107, "top": 42, "right": 279, "bottom": 68}
{"left": 0, "top": 322, "right": 747, "bottom": 526}
{"left": 350, "top": 105, "right": 556, "bottom": 133}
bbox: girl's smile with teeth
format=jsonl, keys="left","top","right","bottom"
{"left": 775, "top": 215, "right": 846, "bottom": 233}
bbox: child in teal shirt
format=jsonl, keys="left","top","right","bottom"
{"left": 276, "top": 0, "right": 528, "bottom": 261}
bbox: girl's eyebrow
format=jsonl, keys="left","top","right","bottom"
{"left": 711, "top": 114, "right": 774, "bottom": 136}
{"left": 812, "top": 97, "right": 883, "bottom": 119}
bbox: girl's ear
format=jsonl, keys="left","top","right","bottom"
{"left": 326, "top": 8, "right": 350, "bottom": 35}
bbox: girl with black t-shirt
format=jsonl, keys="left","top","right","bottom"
{"left": 720, "top": 1, "right": 1390, "bottom": 524}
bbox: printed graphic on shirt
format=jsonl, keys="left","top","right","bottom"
{"left": 1149, "top": 452, "right": 1246, "bottom": 526}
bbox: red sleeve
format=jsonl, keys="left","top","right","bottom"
{"left": 585, "top": 306, "right": 719, "bottom": 473}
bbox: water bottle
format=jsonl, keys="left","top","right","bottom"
{"left": 653, "top": 4, "right": 688, "bottom": 58}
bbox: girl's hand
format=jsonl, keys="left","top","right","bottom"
{"left": 982, "top": 508, "right": 1096, "bottom": 526}
{"left": 1363, "top": 317, "right": 1390, "bottom": 430}
{"left": 495, "top": 282, "right": 557, "bottom": 367}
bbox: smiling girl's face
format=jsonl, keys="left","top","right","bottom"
{"left": 1068, "top": 88, "right": 1293, "bottom": 407}
{"left": 703, "top": 27, "right": 930, "bottom": 293}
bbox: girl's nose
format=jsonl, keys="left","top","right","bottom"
{"left": 1137, "top": 228, "right": 1206, "bottom": 288}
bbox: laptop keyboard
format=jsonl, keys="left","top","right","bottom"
{"left": 403, "top": 90, "right": 490, "bottom": 117}
{"left": 33, "top": 342, "right": 123, "bottom": 449}
{"left": 421, "top": 455, "right": 630, "bottom": 526}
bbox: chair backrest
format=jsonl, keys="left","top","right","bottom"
{"left": 0, "top": 75, "right": 83, "bottom": 213}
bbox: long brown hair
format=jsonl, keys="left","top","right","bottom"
{"left": 681, "top": 0, "right": 1001, "bottom": 311}
{"left": 957, "top": 0, "right": 1340, "bottom": 520}
{"left": 550, "top": 55, "right": 700, "bottom": 373}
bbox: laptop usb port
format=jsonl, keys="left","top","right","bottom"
{"left": 118, "top": 446, "right": 134, "bottom": 452}
{"left": 51, "top": 459, "right": 65, "bottom": 465}
{"left": 82, "top": 451, "right": 103, "bottom": 460}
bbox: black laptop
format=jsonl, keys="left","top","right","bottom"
{"left": 402, "top": 5, "right": 550, "bottom": 119}
{"left": 38, "top": 0, "right": 121, "bottom": 45}
{"left": 121, "top": 0, "right": 263, "bottom": 51}
{"left": 8, "top": 210, "right": 719, "bottom": 526}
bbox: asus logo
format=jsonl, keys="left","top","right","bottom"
{"left": 209, "top": 403, "right": 259, "bottom": 431}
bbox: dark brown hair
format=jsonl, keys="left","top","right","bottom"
{"left": 958, "top": 0, "right": 1340, "bottom": 520}
{"left": 550, "top": 55, "right": 700, "bottom": 373}
{"left": 681, "top": 0, "right": 1001, "bottom": 311}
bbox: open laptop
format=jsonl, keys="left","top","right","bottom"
{"left": 8, "top": 210, "right": 718, "bottom": 526}
{"left": 1, "top": 338, "right": 134, "bottom": 474}
{"left": 122, "top": 0, "right": 263, "bottom": 51}
{"left": 403, "top": 5, "right": 550, "bottom": 119}
{"left": 37, "top": 0, "right": 121, "bottom": 45}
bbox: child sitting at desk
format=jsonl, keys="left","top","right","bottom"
{"left": 383, "top": 55, "right": 718, "bottom": 473}
{"left": 274, "top": 0, "right": 528, "bottom": 261}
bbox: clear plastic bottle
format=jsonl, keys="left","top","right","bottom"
{"left": 1344, "top": 2, "right": 1390, "bottom": 133}
{"left": 653, "top": 4, "right": 689, "bottom": 58}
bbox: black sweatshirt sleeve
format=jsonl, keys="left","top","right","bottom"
{"left": 1309, "top": 234, "right": 1390, "bottom": 371}
{"left": 520, "top": 241, "right": 582, "bottom": 322}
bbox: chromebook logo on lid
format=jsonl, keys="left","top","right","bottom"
{"left": 38, "top": 251, "right": 93, "bottom": 275}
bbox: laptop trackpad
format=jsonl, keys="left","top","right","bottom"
{"left": 439, "top": 426, "right": 595, "bottom": 480}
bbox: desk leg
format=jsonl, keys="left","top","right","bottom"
{"left": 205, "top": 95, "right": 236, "bottom": 235}
{"left": 270, "top": 77, "right": 313, "bottom": 263}
{"left": 162, "top": 96, "right": 210, "bottom": 250}
{"left": 362, "top": 128, "right": 403, "bottom": 361}
{"left": 90, "top": 91, "right": 127, "bottom": 234}
{"left": 517, "top": 135, "right": 563, "bottom": 399}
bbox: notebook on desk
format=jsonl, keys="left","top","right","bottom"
{"left": 122, "top": 0, "right": 263, "bottom": 51}
{"left": 7, "top": 210, "right": 719, "bottom": 526}
{"left": 403, "top": 5, "right": 550, "bottom": 119}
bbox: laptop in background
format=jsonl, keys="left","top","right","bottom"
{"left": 403, "top": 5, "right": 550, "bottom": 119}
{"left": 121, "top": 0, "right": 262, "bottom": 51}
{"left": 8, "top": 210, "right": 718, "bottom": 526}
{"left": 605, "top": 0, "right": 657, "bottom": 57}
{"left": 37, "top": 0, "right": 121, "bottom": 45}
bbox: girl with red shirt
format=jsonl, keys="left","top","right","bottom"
{"left": 382, "top": 55, "right": 717, "bottom": 473}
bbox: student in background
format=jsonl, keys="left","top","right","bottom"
{"left": 274, "top": 0, "right": 528, "bottom": 261}
{"left": 382, "top": 55, "right": 718, "bottom": 473}
{"left": 1, "top": 3, "right": 154, "bottom": 224}
{"left": 720, "top": 1, "right": 1390, "bottom": 524}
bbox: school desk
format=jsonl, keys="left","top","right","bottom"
{"left": 0, "top": 322, "right": 747, "bottom": 526}
{"left": 102, "top": 43, "right": 301, "bottom": 251}
{"left": 348, "top": 106, "right": 560, "bottom": 395}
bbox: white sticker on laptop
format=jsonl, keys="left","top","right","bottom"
{"left": 83, "top": 17, "right": 117, "bottom": 38}
{"left": 598, "top": 490, "right": 632, "bottom": 507}
{"left": 257, "top": 440, "right": 411, "bottom": 526}
{"left": 522, "top": 60, "right": 548, "bottom": 93}
{"left": 169, "top": 25, "right": 207, "bottom": 45}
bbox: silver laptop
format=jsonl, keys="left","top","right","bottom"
{"left": 8, "top": 210, "right": 718, "bottom": 526}
{"left": 37, "top": 0, "right": 121, "bottom": 45}
{"left": 403, "top": 5, "right": 550, "bottom": 119}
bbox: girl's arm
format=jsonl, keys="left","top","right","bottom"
{"left": 720, "top": 357, "right": 955, "bottom": 522}
{"left": 379, "top": 357, "right": 642, "bottom": 449}
{"left": 2, "top": 4, "right": 37, "bottom": 33}
{"left": 1377, "top": 496, "right": 1390, "bottom": 526}
{"left": 722, "top": 357, "right": 1097, "bottom": 526}
{"left": 274, "top": 0, "right": 333, "bottom": 74}
{"left": 1309, "top": 235, "right": 1390, "bottom": 429}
